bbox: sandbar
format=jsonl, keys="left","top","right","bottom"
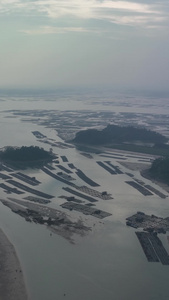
{"left": 0, "top": 229, "right": 28, "bottom": 300}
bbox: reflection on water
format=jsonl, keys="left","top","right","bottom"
{"left": 0, "top": 92, "right": 169, "bottom": 300}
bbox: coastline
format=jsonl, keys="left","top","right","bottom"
{"left": 0, "top": 228, "right": 29, "bottom": 300}
{"left": 141, "top": 169, "right": 169, "bottom": 193}
{"left": 118, "top": 160, "right": 169, "bottom": 193}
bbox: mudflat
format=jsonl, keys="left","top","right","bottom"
{"left": 0, "top": 229, "right": 28, "bottom": 300}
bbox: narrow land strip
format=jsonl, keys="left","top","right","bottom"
{"left": 0, "top": 229, "right": 28, "bottom": 300}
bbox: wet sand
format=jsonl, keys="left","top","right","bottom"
{"left": 118, "top": 161, "right": 150, "bottom": 171}
{"left": 0, "top": 229, "right": 28, "bottom": 300}
{"left": 119, "top": 160, "right": 169, "bottom": 193}
{"left": 141, "top": 169, "right": 169, "bottom": 193}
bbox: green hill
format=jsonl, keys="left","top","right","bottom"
{"left": 149, "top": 157, "right": 169, "bottom": 185}
{"left": 72, "top": 124, "right": 167, "bottom": 146}
{"left": 0, "top": 146, "right": 54, "bottom": 167}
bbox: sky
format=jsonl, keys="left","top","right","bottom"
{"left": 0, "top": 0, "right": 169, "bottom": 92}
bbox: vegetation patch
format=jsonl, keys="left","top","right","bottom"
{"left": 149, "top": 157, "right": 169, "bottom": 185}
{"left": 71, "top": 124, "right": 169, "bottom": 156}
{"left": 0, "top": 146, "right": 54, "bottom": 168}
{"left": 72, "top": 124, "right": 167, "bottom": 145}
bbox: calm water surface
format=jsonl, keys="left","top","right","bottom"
{"left": 0, "top": 92, "right": 169, "bottom": 300}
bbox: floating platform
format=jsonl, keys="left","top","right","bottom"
{"left": 41, "top": 167, "right": 74, "bottom": 186}
{"left": 0, "top": 172, "right": 12, "bottom": 180}
{"left": 0, "top": 198, "right": 90, "bottom": 241}
{"left": 59, "top": 195, "right": 84, "bottom": 204}
{"left": 80, "top": 152, "right": 93, "bottom": 159}
{"left": 0, "top": 164, "right": 14, "bottom": 172}
{"left": 32, "top": 131, "right": 46, "bottom": 139}
{"left": 99, "top": 154, "right": 127, "bottom": 160}
{"left": 125, "top": 172, "right": 134, "bottom": 177}
{"left": 61, "top": 202, "right": 112, "bottom": 219}
{"left": 96, "top": 161, "right": 116, "bottom": 175}
{"left": 45, "top": 164, "right": 56, "bottom": 170}
{"left": 0, "top": 183, "right": 24, "bottom": 195}
{"left": 136, "top": 232, "right": 169, "bottom": 265}
{"left": 125, "top": 181, "right": 153, "bottom": 196}
{"left": 12, "top": 172, "right": 41, "bottom": 186}
{"left": 7, "top": 179, "right": 54, "bottom": 199}
{"left": 62, "top": 187, "right": 98, "bottom": 203}
{"left": 105, "top": 161, "right": 124, "bottom": 174}
{"left": 57, "top": 172, "right": 75, "bottom": 181}
{"left": 68, "top": 163, "right": 76, "bottom": 169}
{"left": 126, "top": 212, "right": 169, "bottom": 233}
{"left": 145, "top": 185, "right": 167, "bottom": 199}
{"left": 23, "top": 196, "right": 51, "bottom": 204}
{"left": 61, "top": 156, "right": 68, "bottom": 162}
{"left": 57, "top": 165, "right": 72, "bottom": 174}
{"left": 102, "top": 152, "right": 124, "bottom": 157}
{"left": 75, "top": 186, "right": 113, "bottom": 200}
{"left": 76, "top": 169, "right": 100, "bottom": 187}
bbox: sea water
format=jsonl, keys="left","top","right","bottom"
{"left": 0, "top": 91, "right": 169, "bottom": 300}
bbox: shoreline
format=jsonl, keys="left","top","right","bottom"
{"left": 118, "top": 160, "right": 169, "bottom": 194}
{"left": 141, "top": 169, "right": 169, "bottom": 193}
{"left": 0, "top": 228, "right": 29, "bottom": 300}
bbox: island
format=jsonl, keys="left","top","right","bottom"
{"left": 71, "top": 124, "right": 169, "bottom": 155}
{"left": 0, "top": 146, "right": 55, "bottom": 167}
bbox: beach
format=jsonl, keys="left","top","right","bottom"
{"left": 0, "top": 229, "right": 28, "bottom": 300}
{"left": 119, "top": 160, "right": 169, "bottom": 194}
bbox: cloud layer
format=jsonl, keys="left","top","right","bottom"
{"left": 0, "top": 0, "right": 168, "bottom": 30}
{"left": 0, "top": 0, "right": 169, "bottom": 91}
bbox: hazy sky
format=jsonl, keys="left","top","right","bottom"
{"left": 0, "top": 0, "right": 169, "bottom": 91}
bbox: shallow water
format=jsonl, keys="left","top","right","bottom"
{"left": 0, "top": 91, "right": 169, "bottom": 300}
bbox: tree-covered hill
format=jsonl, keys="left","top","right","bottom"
{"left": 0, "top": 146, "right": 54, "bottom": 166}
{"left": 149, "top": 157, "right": 169, "bottom": 185}
{"left": 72, "top": 124, "right": 167, "bottom": 145}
